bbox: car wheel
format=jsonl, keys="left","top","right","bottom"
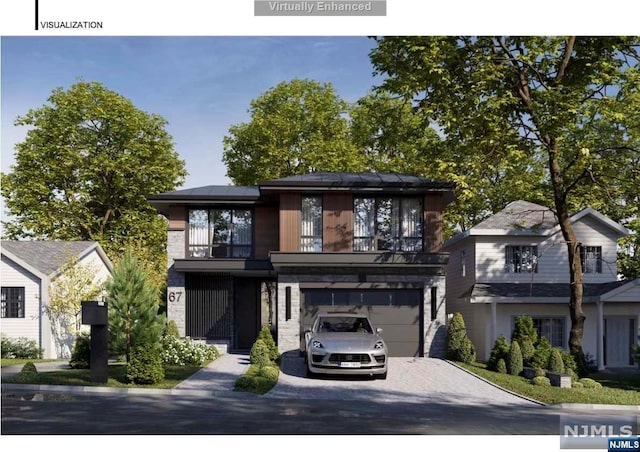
{"left": 375, "top": 371, "right": 387, "bottom": 380}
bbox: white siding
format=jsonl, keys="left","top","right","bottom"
{"left": 475, "top": 216, "right": 621, "bottom": 284}
{"left": 572, "top": 216, "right": 620, "bottom": 282}
{"left": 74, "top": 248, "right": 112, "bottom": 295}
{"left": 0, "top": 256, "right": 42, "bottom": 349}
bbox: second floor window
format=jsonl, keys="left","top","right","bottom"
{"left": 354, "top": 197, "right": 423, "bottom": 252}
{"left": 580, "top": 245, "right": 602, "bottom": 274}
{"left": 188, "top": 209, "right": 253, "bottom": 258}
{"left": 301, "top": 196, "right": 323, "bottom": 252}
{"left": 505, "top": 245, "right": 538, "bottom": 273}
{"left": 1, "top": 287, "right": 25, "bottom": 318}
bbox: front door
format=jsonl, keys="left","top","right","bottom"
{"left": 605, "top": 317, "right": 635, "bottom": 367}
{"left": 234, "top": 278, "right": 259, "bottom": 350}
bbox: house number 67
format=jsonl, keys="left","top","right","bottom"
{"left": 168, "top": 291, "right": 183, "bottom": 303}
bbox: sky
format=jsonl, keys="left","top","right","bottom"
{"left": 1, "top": 36, "right": 381, "bottom": 190}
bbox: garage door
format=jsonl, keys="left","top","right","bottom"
{"left": 301, "top": 289, "right": 423, "bottom": 357}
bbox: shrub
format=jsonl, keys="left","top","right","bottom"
{"left": 69, "top": 333, "right": 91, "bottom": 369}
{"left": 234, "top": 374, "right": 259, "bottom": 392}
{"left": 566, "top": 368, "right": 578, "bottom": 382}
{"left": 257, "top": 325, "right": 279, "bottom": 363}
{"left": 548, "top": 348, "right": 565, "bottom": 373}
{"left": 250, "top": 339, "right": 271, "bottom": 367}
{"left": 531, "top": 337, "right": 552, "bottom": 369}
{"left": 534, "top": 367, "right": 546, "bottom": 377}
{"left": 532, "top": 376, "right": 551, "bottom": 386}
{"left": 257, "top": 365, "right": 279, "bottom": 380}
{"left": 160, "top": 335, "right": 219, "bottom": 366}
{"left": 561, "top": 351, "right": 577, "bottom": 375}
{"left": 488, "top": 335, "right": 510, "bottom": 371}
{"left": 165, "top": 320, "right": 180, "bottom": 338}
{"left": 578, "top": 378, "right": 602, "bottom": 389}
{"left": 572, "top": 381, "right": 585, "bottom": 388}
{"left": 126, "top": 342, "right": 165, "bottom": 385}
{"left": 446, "top": 313, "right": 476, "bottom": 364}
{"left": 0, "top": 335, "right": 43, "bottom": 359}
{"left": 496, "top": 358, "right": 507, "bottom": 374}
{"left": 512, "top": 315, "right": 538, "bottom": 344}
{"left": 13, "top": 361, "right": 38, "bottom": 384}
{"left": 519, "top": 339, "right": 536, "bottom": 367}
{"left": 507, "top": 340, "right": 523, "bottom": 376}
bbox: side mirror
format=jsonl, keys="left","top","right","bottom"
{"left": 376, "top": 328, "right": 383, "bottom": 334}
{"left": 304, "top": 327, "right": 312, "bottom": 333}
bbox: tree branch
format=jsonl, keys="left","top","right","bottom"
{"left": 555, "top": 37, "right": 576, "bottom": 85}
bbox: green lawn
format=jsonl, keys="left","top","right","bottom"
{"left": 2, "top": 363, "right": 207, "bottom": 389}
{"left": 1, "top": 358, "right": 61, "bottom": 367}
{"left": 457, "top": 362, "right": 640, "bottom": 406}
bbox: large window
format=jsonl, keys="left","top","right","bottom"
{"left": 531, "top": 317, "right": 565, "bottom": 348}
{"left": 353, "top": 197, "right": 423, "bottom": 252}
{"left": 1, "top": 287, "right": 25, "bottom": 318}
{"left": 301, "top": 196, "right": 322, "bottom": 252}
{"left": 188, "top": 209, "right": 253, "bottom": 258}
{"left": 505, "top": 245, "right": 538, "bottom": 273}
{"left": 580, "top": 245, "right": 602, "bottom": 274}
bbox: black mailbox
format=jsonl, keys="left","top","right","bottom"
{"left": 82, "top": 301, "right": 108, "bottom": 325}
{"left": 81, "top": 300, "right": 109, "bottom": 383}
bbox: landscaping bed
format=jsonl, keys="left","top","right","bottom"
{"left": 457, "top": 361, "right": 640, "bottom": 406}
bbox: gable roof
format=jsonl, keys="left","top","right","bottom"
{"left": 1, "top": 241, "right": 110, "bottom": 279}
{"left": 444, "top": 200, "right": 630, "bottom": 248}
{"left": 472, "top": 200, "right": 556, "bottom": 231}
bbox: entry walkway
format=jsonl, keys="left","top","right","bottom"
{"left": 174, "top": 353, "right": 250, "bottom": 392}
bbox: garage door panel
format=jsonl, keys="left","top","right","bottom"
{"left": 300, "top": 289, "right": 423, "bottom": 357}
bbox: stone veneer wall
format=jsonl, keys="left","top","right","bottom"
{"left": 276, "top": 272, "right": 447, "bottom": 357}
{"left": 167, "top": 229, "right": 186, "bottom": 336}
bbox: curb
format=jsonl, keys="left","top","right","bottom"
{"left": 0, "top": 382, "right": 257, "bottom": 399}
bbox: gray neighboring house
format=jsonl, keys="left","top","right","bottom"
{"left": 1, "top": 241, "right": 113, "bottom": 358}
{"left": 444, "top": 200, "right": 640, "bottom": 370}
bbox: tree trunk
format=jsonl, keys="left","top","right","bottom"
{"left": 548, "top": 140, "right": 585, "bottom": 356}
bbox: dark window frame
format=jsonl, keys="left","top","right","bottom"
{"left": 187, "top": 207, "right": 254, "bottom": 259}
{"left": 353, "top": 196, "right": 424, "bottom": 252}
{"left": 1, "top": 287, "right": 25, "bottom": 319}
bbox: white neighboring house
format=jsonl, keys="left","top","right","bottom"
{"left": 1, "top": 241, "right": 113, "bottom": 358}
{"left": 444, "top": 200, "right": 639, "bottom": 370}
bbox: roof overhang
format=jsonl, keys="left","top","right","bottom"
{"left": 173, "top": 258, "right": 274, "bottom": 277}
{"left": 269, "top": 251, "right": 449, "bottom": 275}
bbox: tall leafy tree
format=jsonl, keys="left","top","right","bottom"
{"left": 1, "top": 81, "right": 187, "bottom": 289}
{"left": 350, "top": 90, "right": 547, "bottom": 235}
{"left": 106, "top": 248, "right": 164, "bottom": 363}
{"left": 369, "top": 36, "right": 640, "bottom": 363}
{"left": 223, "top": 78, "right": 366, "bottom": 185}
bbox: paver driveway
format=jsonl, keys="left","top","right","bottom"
{"left": 265, "top": 356, "right": 540, "bottom": 407}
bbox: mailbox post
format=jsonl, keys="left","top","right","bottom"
{"left": 81, "top": 301, "right": 108, "bottom": 383}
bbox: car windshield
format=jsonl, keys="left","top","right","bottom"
{"left": 317, "top": 316, "right": 373, "bottom": 333}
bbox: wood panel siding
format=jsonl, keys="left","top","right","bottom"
{"left": 279, "top": 193, "right": 301, "bottom": 252}
{"left": 322, "top": 193, "right": 353, "bottom": 252}
{"left": 424, "top": 193, "right": 444, "bottom": 252}
{"left": 186, "top": 273, "right": 233, "bottom": 340}
{"left": 254, "top": 205, "right": 279, "bottom": 258}
{"left": 168, "top": 205, "right": 186, "bottom": 230}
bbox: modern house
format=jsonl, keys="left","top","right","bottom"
{"left": 443, "top": 200, "right": 640, "bottom": 369}
{"left": 149, "top": 172, "right": 456, "bottom": 357}
{"left": 1, "top": 240, "right": 113, "bottom": 358}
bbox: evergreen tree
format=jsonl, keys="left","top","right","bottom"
{"left": 106, "top": 248, "right": 164, "bottom": 362}
{"left": 507, "top": 340, "right": 524, "bottom": 376}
